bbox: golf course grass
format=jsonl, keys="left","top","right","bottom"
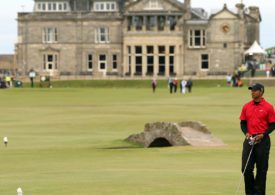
{"left": 0, "top": 84, "right": 275, "bottom": 194}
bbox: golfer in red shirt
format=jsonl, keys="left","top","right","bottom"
{"left": 240, "top": 83, "right": 275, "bottom": 195}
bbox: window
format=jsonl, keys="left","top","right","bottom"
{"left": 94, "top": 2, "right": 116, "bottom": 12}
{"left": 88, "top": 54, "right": 93, "bottom": 71}
{"left": 223, "top": 43, "right": 227, "bottom": 48}
{"left": 146, "top": 16, "right": 156, "bottom": 31}
{"left": 43, "top": 54, "right": 58, "bottom": 71}
{"left": 147, "top": 46, "right": 154, "bottom": 74}
{"left": 48, "top": 3, "right": 52, "bottom": 11}
{"left": 158, "top": 46, "right": 165, "bottom": 54}
{"left": 98, "top": 54, "right": 107, "bottom": 71}
{"left": 43, "top": 27, "right": 58, "bottom": 43}
{"left": 135, "top": 46, "right": 142, "bottom": 74}
{"left": 169, "top": 46, "right": 175, "bottom": 74}
{"left": 189, "top": 29, "right": 206, "bottom": 48}
{"left": 158, "top": 46, "right": 165, "bottom": 74}
{"left": 53, "top": 3, "right": 56, "bottom": 10}
{"left": 133, "top": 16, "right": 143, "bottom": 31}
{"left": 35, "top": 2, "right": 69, "bottom": 12}
{"left": 201, "top": 54, "right": 209, "bottom": 70}
{"left": 168, "top": 16, "right": 177, "bottom": 31}
{"left": 111, "top": 3, "right": 115, "bottom": 10}
{"left": 63, "top": 3, "right": 67, "bottom": 10}
{"left": 95, "top": 27, "right": 109, "bottom": 43}
{"left": 112, "top": 54, "right": 117, "bottom": 70}
{"left": 127, "top": 46, "right": 131, "bottom": 74}
{"left": 127, "top": 17, "right": 132, "bottom": 31}
{"left": 158, "top": 16, "right": 165, "bottom": 31}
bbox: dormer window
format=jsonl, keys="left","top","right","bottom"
{"left": 94, "top": 2, "right": 117, "bottom": 12}
{"left": 35, "top": 2, "right": 70, "bottom": 12}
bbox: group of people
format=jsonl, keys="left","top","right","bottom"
{"left": 167, "top": 77, "right": 193, "bottom": 94}
{"left": 0, "top": 74, "right": 14, "bottom": 88}
{"left": 265, "top": 61, "right": 275, "bottom": 78}
{"left": 236, "top": 60, "right": 275, "bottom": 79}
{"left": 226, "top": 60, "right": 275, "bottom": 88}
{"left": 226, "top": 73, "right": 243, "bottom": 87}
{"left": 151, "top": 77, "right": 193, "bottom": 94}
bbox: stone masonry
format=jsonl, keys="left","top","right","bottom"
{"left": 126, "top": 121, "right": 225, "bottom": 147}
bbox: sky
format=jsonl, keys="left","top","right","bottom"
{"left": 0, "top": 0, "right": 274, "bottom": 54}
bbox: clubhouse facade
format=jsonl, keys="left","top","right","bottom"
{"left": 16, "top": 0, "right": 261, "bottom": 78}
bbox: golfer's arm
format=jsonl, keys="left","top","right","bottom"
{"left": 240, "top": 120, "right": 248, "bottom": 135}
{"left": 264, "top": 122, "right": 275, "bottom": 137}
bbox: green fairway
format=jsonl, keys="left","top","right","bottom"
{"left": 0, "top": 86, "right": 275, "bottom": 194}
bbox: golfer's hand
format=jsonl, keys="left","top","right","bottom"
{"left": 245, "top": 133, "right": 251, "bottom": 139}
{"left": 256, "top": 134, "right": 264, "bottom": 141}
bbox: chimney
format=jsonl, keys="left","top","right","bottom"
{"left": 248, "top": 6, "right": 261, "bottom": 22}
{"left": 235, "top": 3, "right": 245, "bottom": 18}
{"left": 183, "top": 0, "right": 191, "bottom": 20}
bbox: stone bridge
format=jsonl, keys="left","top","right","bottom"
{"left": 126, "top": 121, "right": 224, "bottom": 147}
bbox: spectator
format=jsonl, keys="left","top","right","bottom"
{"left": 181, "top": 79, "right": 187, "bottom": 94}
{"left": 226, "top": 74, "right": 232, "bottom": 86}
{"left": 265, "top": 61, "right": 272, "bottom": 78}
{"left": 237, "top": 78, "right": 243, "bottom": 87}
{"left": 4, "top": 75, "right": 12, "bottom": 88}
{"left": 251, "top": 60, "right": 257, "bottom": 77}
{"left": 168, "top": 77, "right": 174, "bottom": 94}
{"left": 173, "top": 77, "right": 178, "bottom": 93}
{"left": 29, "top": 68, "right": 36, "bottom": 88}
{"left": 271, "top": 64, "right": 275, "bottom": 77}
{"left": 151, "top": 78, "right": 157, "bottom": 93}
{"left": 186, "top": 78, "right": 193, "bottom": 93}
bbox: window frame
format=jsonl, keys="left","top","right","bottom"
{"left": 98, "top": 54, "right": 107, "bottom": 72}
{"left": 94, "top": 2, "right": 117, "bottom": 12}
{"left": 189, "top": 29, "right": 206, "bottom": 48}
{"left": 42, "top": 27, "right": 58, "bottom": 43}
{"left": 112, "top": 54, "right": 118, "bottom": 71}
{"left": 87, "top": 54, "right": 93, "bottom": 71}
{"left": 43, "top": 53, "right": 58, "bottom": 71}
{"left": 35, "top": 2, "right": 70, "bottom": 12}
{"left": 95, "top": 27, "right": 110, "bottom": 43}
{"left": 201, "top": 54, "right": 209, "bottom": 70}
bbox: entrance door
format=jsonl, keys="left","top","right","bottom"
{"left": 98, "top": 54, "right": 107, "bottom": 75}
{"left": 44, "top": 54, "right": 58, "bottom": 74}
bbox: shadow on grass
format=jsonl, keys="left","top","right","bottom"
{"left": 98, "top": 146, "right": 142, "bottom": 150}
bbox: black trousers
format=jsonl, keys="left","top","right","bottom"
{"left": 242, "top": 135, "right": 270, "bottom": 195}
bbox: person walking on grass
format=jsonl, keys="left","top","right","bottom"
{"left": 151, "top": 78, "right": 157, "bottom": 93}
{"left": 240, "top": 83, "right": 275, "bottom": 195}
{"left": 186, "top": 78, "right": 193, "bottom": 93}
{"left": 29, "top": 68, "right": 36, "bottom": 88}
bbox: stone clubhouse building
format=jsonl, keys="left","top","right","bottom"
{"left": 16, "top": 0, "right": 261, "bottom": 78}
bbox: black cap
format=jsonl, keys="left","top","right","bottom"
{"left": 248, "top": 83, "right": 264, "bottom": 92}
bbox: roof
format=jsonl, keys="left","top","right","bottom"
{"left": 244, "top": 40, "right": 267, "bottom": 55}
{"left": 191, "top": 8, "right": 208, "bottom": 19}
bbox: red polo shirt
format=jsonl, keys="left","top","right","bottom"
{"left": 240, "top": 98, "right": 275, "bottom": 135}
